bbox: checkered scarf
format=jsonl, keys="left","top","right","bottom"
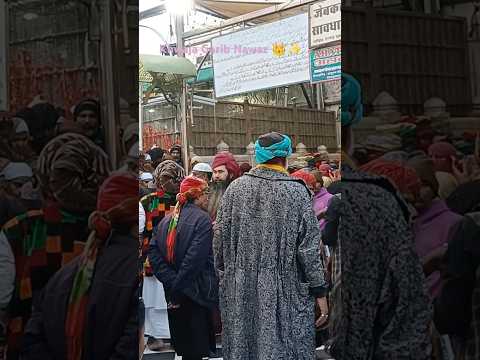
{"left": 2, "top": 205, "right": 88, "bottom": 357}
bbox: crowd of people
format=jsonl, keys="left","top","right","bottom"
{"left": 138, "top": 136, "right": 343, "bottom": 359}
{"left": 326, "top": 74, "right": 480, "bottom": 359}
{"left": 323, "top": 75, "right": 479, "bottom": 360}
{"left": 139, "top": 73, "right": 480, "bottom": 360}
{"left": 0, "top": 73, "right": 478, "bottom": 360}
{"left": 0, "top": 97, "right": 140, "bottom": 359}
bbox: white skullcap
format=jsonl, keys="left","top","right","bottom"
{"left": 0, "top": 162, "right": 33, "bottom": 180}
{"left": 192, "top": 162, "right": 213, "bottom": 173}
{"left": 12, "top": 118, "right": 30, "bottom": 135}
{"left": 140, "top": 172, "right": 153, "bottom": 181}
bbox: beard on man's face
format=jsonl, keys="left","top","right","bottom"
{"left": 206, "top": 181, "right": 229, "bottom": 218}
{"left": 211, "top": 176, "right": 230, "bottom": 186}
{"left": 209, "top": 180, "right": 228, "bottom": 192}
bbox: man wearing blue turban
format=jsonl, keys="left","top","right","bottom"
{"left": 214, "top": 131, "right": 329, "bottom": 360}
{"left": 322, "top": 74, "right": 432, "bottom": 359}
{"left": 340, "top": 73, "right": 363, "bottom": 159}
{"left": 254, "top": 132, "right": 293, "bottom": 164}
{"left": 341, "top": 73, "right": 364, "bottom": 127}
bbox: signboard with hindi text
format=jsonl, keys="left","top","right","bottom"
{"left": 211, "top": 13, "right": 309, "bottom": 98}
{"left": 0, "top": 0, "right": 7, "bottom": 111}
{"left": 310, "top": 45, "right": 341, "bottom": 83}
{"left": 309, "top": 0, "right": 341, "bottom": 48}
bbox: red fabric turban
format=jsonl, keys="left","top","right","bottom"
{"left": 212, "top": 152, "right": 241, "bottom": 180}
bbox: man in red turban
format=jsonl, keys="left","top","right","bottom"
{"left": 208, "top": 152, "right": 241, "bottom": 220}
{"left": 211, "top": 152, "right": 241, "bottom": 184}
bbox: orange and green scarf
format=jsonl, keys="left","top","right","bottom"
{"left": 65, "top": 196, "right": 137, "bottom": 360}
{"left": 165, "top": 176, "right": 207, "bottom": 263}
{"left": 65, "top": 232, "right": 98, "bottom": 360}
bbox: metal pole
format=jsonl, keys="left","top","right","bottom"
{"left": 0, "top": 0, "right": 8, "bottom": 112}
{"left": 317, "top": 83, "right": 324, "bottom": 110}
{"left": 101, "top": 0, "right": 117, "bottom": 167}
{"left": 300, "top": 83, "right": 313, "bottom": 109}
{"left": 175, "top": 13, "right": 189, "bottom": 172}
{"left": 139, "top": 86, "right": 143, "bottom": 150}
{"left": 196, "top": 50, "right": 211, "bottom": 72}
{"left": 189, "top": 84, "right": 194, "bottom": 127}
{"left": 180, "top": 80, "right": 188, "bottom": 170}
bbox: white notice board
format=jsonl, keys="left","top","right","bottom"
{"left": 212, "top": 13, "right": 309, "bottom": 98}
{"left": 0, "top": 0, "right": 7, "bottom": 111}
{"left": 309, "top": 0, "right": 341, "bottom": 48}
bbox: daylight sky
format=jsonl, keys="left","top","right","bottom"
{"left": 139, "top": 0, "right": 223, "bottom": 56}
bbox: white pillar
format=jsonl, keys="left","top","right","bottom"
{"left": 424, "top": 97, "right": 447, "bottom": 118}
{"left": 246, "top": 142, "right": 255, "bottom": 166}
{"left": 296, "top": 143, "right": 307, "bottom": 155}
{"left": 217, "top": 141, "right": 229, "bottom": 153}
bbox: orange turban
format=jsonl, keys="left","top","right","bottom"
{"left": 177, "top": 176, "right": 208, "bottom": 205}
{"left": 360, "top": 159, "right": 421, "bottom": 196}
{"left": 291, "top": 170, "right": 316, "bottom": 190}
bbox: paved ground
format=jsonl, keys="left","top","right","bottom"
{"left": 143, "top": 347, "right": 334, "bottom": 359}
{"left": 143, "top": 351, "right": 222, "bottom": 360}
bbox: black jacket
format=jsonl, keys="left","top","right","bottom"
{"left": 434, "top": 214, "right": 480, "bottom": 337}
{"left": 21, "top": 231, "right": 139, "bottom": 360}
{"left": 149, "top": 202, "right": 218, "bottom": 309}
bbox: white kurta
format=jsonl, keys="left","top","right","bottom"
{"left": 139, "top": 202, "right": 146, "bottom": 234}
{"left": 0, "top": 231, "right": 15, "bottom": 310}
{"left": 142, "top": 276, "right": 171, "bottom": 339}
{"left": 140, "top": 201, "right": 170, "bottom": 339}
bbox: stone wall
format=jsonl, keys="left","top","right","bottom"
{"left": 353, "top": 91, "right": 480, "bottom": 143}
{"left": 189, "top": 142, "right": 339, "bottom": 167}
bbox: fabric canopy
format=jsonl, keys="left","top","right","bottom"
{"left": 196, "top": 0, "right": 283, "bottom": 18}
{"left": 140, "top": 0, "right": 284, "bottom": 20}
{"left": 140, "top": 54, "right": 197, "bottom": 78}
